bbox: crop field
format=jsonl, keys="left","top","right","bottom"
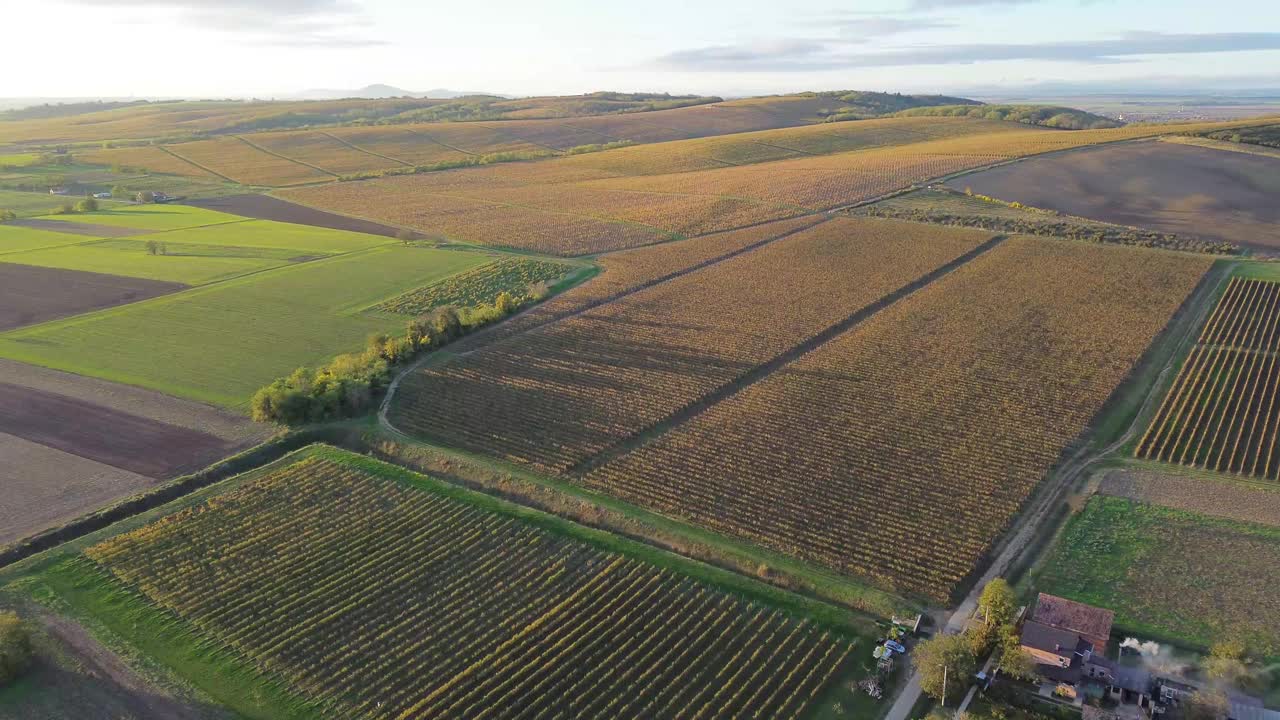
{"left": 1099, "top": 467, "right": 1280, "bottom": 528}
{"left": 390, "top": 218, "right": 997, "bottom": 475}
{"left": 75, "top": 449, "right": 856, "bottom": 719}
{"left": 854, "top": 188, "right": 1232, "bottom": 254}
{"left": 166, "top": 137, "right": 333, "bottom": 186}
{"left": 456, "top": 215, "right": 828, "bottom": 350}
{"left": 246, "top": 130, "right": 402, "bottom": 176}
{"left": 0, "top": 246, "right": 490, "bottom": 407}
{"left": 1038, "top": 496, "right": 1280, "bottom": 657}
{"left": 375, "top": 257, "right": 573, "bottom": 315}
{"left": 571, "top": 238, "right": 1210, "bottom": 601}
{"left": 77, "top": 144, "right": 220, "bottom": 179}
{"left": 324, "top": 126, "right": 472, "bottom": 166}
{"left": 281, "top": 188, "right": 673, "bottom": 255}
{"left": 948, "top": 141, "right": 1280, "bottom": 250}
{"left": 1136, "top": 277, "right": 1280, "bottom": 479}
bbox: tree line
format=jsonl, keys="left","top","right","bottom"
{"left": 251, "top": 291, "right": 530, "bottom": 425}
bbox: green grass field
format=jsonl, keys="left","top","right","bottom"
{"left": 0, "top": 225, "right": 91, "bottom": 254}
{"left": 0, "top": 239, "right": 300, "bottom": 284}
{"left": 1037, "top": 496, "right": 1280, "bottom": 658}
{"left": 0, "top": 246, "right": 491, "bottom": 407}
{"left": 0, "top": 217, "right": 397, "bottom": 284}
{"left": 148, "top": 218, "right": 391, "bottom": 253}
{"left": 0, "top": 152, "right": 41, "bottom": 167}
{"left": 32, "top": 203, "right": 243, "bottom": 231}
{"left": 0, "top": 189, "right": 125, "bottom": 217}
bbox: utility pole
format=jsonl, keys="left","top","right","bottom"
{"left": 942, "top": 664, "right": 948, "bottom": 708}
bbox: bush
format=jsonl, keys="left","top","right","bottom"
{"left": 0, "top": 611, "right": 33, "bottom": 686}
{"left": 75, "top": 196, "right": 98, "bottom": 213}
{"left": 0, "top": 210, "right": 15, "bottom": 222}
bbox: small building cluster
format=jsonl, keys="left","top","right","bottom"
{"left": 1017, "top": 594, "right": 1278, "bottom": 720}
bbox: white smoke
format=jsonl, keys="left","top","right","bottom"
{"left": 1119, "top": 637, "right": 1189, "bottom": 677}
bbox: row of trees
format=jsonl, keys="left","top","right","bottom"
{"left": 251, "top": 292, "right": 528, "bottom": 425}
{"left": 0, "top": 611, "right": 32, "bottom": 687}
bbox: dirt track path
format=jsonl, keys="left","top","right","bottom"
{"left": 21, "top": 607, "right": 216, "bottom": 720}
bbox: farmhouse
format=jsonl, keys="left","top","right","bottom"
{"left": 1019, "top": 594, "right": 1116, "bottom": 698}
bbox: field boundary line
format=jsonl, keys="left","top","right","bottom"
{"left": 155, "top": 146, "right": 238, "bottom": 184}
{"left": 318, "top": 130, "right": 414, "bottom": 167}
{"left": 399, "top": 126, "right": 480, "bottom": 156}
{"left": 564, "top": 233, "right": 1009, "bottom": 478}
{"left": 233, "top": 135, "right": 339, "bottom": 179}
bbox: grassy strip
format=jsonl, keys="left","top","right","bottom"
{"left": 33, "top": 557, "right": 318, "bottom": 720}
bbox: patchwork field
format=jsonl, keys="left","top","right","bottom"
{"left": 1038, "top": 496, "right": 1280, "bottom": 657}
{"left": 0, "top": 246, "right": 491, "bottom": 406}
{"left": 17, "top": 447, "right": 860, "bottom": 720}
{"left": 0, "top": 358, "right": 266, "bottom": 547}
{"left": 0, "top": 263, "right": 185, "bottom": 331}
{"left": 186, "top": 193, "right": 409, "bottom": 238}
{"left": 0, "top": 188, "right": 124, "bottom": 217}
{"left": 948, "top": 140, "right": 1280, "bottom": 251}
{"left": 392, "top": 217, "right": 997, "bottom": 474}
{"left": 1136, "top": 277, "right": 1280, "bottom": 479}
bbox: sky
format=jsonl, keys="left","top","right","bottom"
{"left": 2, "top": 0, "right": 1279, "bottom": 98}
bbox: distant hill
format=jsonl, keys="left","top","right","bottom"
{"left": 806, "top": 91, "right": 981, "bottom": 121}
{"left": 893, "top": 104, "right": 1121, "bottom": 130}
{"left": 0, "top": 99, "right": 153, "bottom": 121}
{"left": 294, "top": 85, "right": 508, "bottom": 100}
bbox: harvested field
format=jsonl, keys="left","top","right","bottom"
{"left": 80, "top": 449, "right": 856, "bottom": 720}
{"left": 1038, "top": 496, "right": 1280, "bottom": 656}
{"left": 577, "top": 238, "right": 1211, "bottom": 602}
{"left": 1098, "top": 467, "right": 1280, "bottom": 528}
{"left": 0, "top": 382, "right": 236, "bottom": 478}
{"left": 948, "top": 141, "right": 1280, "bottom": 251}
{"left": 0, "top": 359, "right": 265, "bottom": 445}
{"left": 391, "top": 218, "right": 997, "bottom": 475}
{"left": 0, "top": 263, "right": 185, "bottom": 331}
{"left": 184, "top": 194, "right": 408, "bottom": 238}
{"left": 7, "top": 218, "right": 151, "bottom": 237}
{"left": 0, "top": 434, "right": 153, "bottom": 548}
{"left": 1136, "top": 277, "right": 1280, "bottom": 479}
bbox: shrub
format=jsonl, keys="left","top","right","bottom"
{"left": 0, "top": 210, "right": 15, "bottom": 222}
{"left": 0, "top": 611, "right": 33, "bottom": 687}
{"left": 75, "top": 196, "right": 99, "bottom": 213}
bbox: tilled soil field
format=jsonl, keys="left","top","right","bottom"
{"left": 948, "top": 140, "right": 1280, "bottom": 250}
{"left": 185, "top": 193, "right": 407, "bottom": 238}
{"left": 0, "top": 263, "right": 185, "bottom": 331}
{"left": 7, "top": 218, "right": 151, "bottom": 237}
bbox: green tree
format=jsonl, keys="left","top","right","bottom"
{"left": 996, "top": 625, "right": 1037, "bottom": 681}
{"left": 75, "top": 196, "right": 99, "bottom": 212}
{"left": 145, "top": 239, "right": 160, "bottom": 255}
{"left": 913, "top": 633, "right": 976, "bottom": 704}
{"left": 110, "top": 185, "right": 125, "bottom": 198}
{"left": 977, "top": 578, "right": 1017, "bottom": 628}
{"left": 0, "top": 210, "right": 15, "bottom": 222}
{"left": 135, "top": 190, "right": 156, "bottom": 203}
{"left": 0, "top": 611, "right": 33, "bottom": 687}
{"left": 1203, "top": 639, "right": 1250, "bottom": 689}
{"left": 396, "top": 228, "right": 415, "bottom": 245}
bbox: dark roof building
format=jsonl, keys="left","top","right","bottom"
{"left": 1031, "top": 593, "right": 1114, "bottom": 653}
